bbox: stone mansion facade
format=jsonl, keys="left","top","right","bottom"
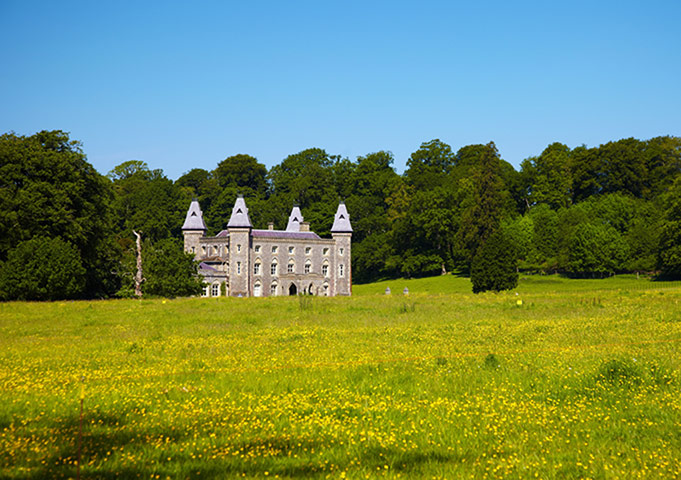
{"left": 182, "top": 196, "right": 352, "bottom": 297}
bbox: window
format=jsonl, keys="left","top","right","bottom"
{"left": 339, "top": 264, "right": 344, "bottom": 277}
{"left": 271, "top": 262, "right": 278, "bottom": 275}
{"left": 322, "top": 264, "right": 328, "bottom": 277}
{"left": 305, "top": 247, "right": 311, "bottom": 255}
{"left": 254, "top": 262, "right": 261, "bottom": 275}
{"left": 237, "top": 244, "right": 241, "bottom": 253}
{"left": 211, "top": 283, "right": 220, "bottom": 297}
{"left": 191, "top": 246, "right": 196, "bottom": 254}
{"left": 323, "top": 247, "right": 329, "bottom": 255}
{"left": 202, "top": 246, "right": 207, "bottom": 255}
{"left": 288, "top": 246, "right": 294, "bottom": 254}
{"left": 304, "top": 261, "right": 311, "bottom": 274}
{"left": 288, "top": 262, "right": 294, "bottom": 273}
{"left": 270, "top": 283, "right": 278, "bottom": 296}
{"left": 237, "top": 261, "right": 241, "bottom": 275}
{"left": 202, "top": 284, "right": 209, "bottom": 297}
{"left": 323, "top": 284, "right": 329, "bottom": 296}
{"left": 339, "top": 248, "right": 344, "bottom": 256}
{"left": 272, "top": 246, "right": 278, "bottom": 253}
{"left": 254, "top": 283, "right": 262, "bottom": 297}
{"left": 255, "top": 245, "right": 261, "bottom": 253}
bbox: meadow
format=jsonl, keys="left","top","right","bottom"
{"left": 1, "top": 274, "right": 680, "bottom": 479}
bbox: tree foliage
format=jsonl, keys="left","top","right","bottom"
{"left": 470, "top": 229, "right": 518, "bottom": 293}
{"left": 0, "top": 237, "right": 86, "bottom": 301}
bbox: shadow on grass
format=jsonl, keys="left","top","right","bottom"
{"left": 7, "top": 410, "right": 473, "bottom": 479}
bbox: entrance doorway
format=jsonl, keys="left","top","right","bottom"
{"left": 288, "top": 283, "right": 298, "bottom": 296}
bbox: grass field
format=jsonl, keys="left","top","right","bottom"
{"left": 1, "top": 275, "right": 680, "bottom": 479}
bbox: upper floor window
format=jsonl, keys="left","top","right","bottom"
{"left": 339, "top": 264, "right": 344, "bottom": 277}
{"left": 305, "top": 247, "right": 311, "bottom": 255}
{"left": 272, "top": 246, "right": 278, "bottom": 254}
{"left": 288, "top": 246, "right": 294, "bottom": 254}
{"left": 255, "top": 245, "right": 261, "bottom": 253}
{"left": 237, "top": 261, "right": 241, "bottom": 275}
{"left": 254, "top": 262, "right": 261, "bottom": 275}
{"left": 322, "top": 264, "right": 329, "bottom": 277}
{"left": 323, "top": 247, "right": 329, "bottom": 255}
{"left": 339, "top": 248, "right": 344, "bottom": 256}
{"left": 271, "top": 262, "right": 278, "bottom": 275}
{"left": 304, "top": 260, "right": 311, "bottom": 274}
{"left": 287, "top": 262, "right": 294, "bottom": 274}
{"left": 237, "top": 244, "right": 241, "bottom": 253}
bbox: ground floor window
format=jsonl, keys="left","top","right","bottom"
{"left": 202, "top": 285, "right": 209, "bottom": 297}
{"left": 270, "top": 284, "right": 277, "bottom": 296}
{"left": 211, "top": 283, "right": 220, "bottom": 297}
{"left": 254, "top": 283, "right": 262, "bottom": 297}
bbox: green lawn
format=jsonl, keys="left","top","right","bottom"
{"left": 1, "top": 275, "right": 680, "bottom": 479}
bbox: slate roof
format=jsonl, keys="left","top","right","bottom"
{"left": 198, "top": 262, "right": 219, "bottom": 272}
{"left": 227, "top": 195, "right": 252, "bottom": 228}
{"left": 286, "top": 205, "right": 304, "bottom": 231}
{"left": 330, "top": 201, "right": 352, "bottom": 233}
{"left": 182, "top": 199, "right": 207, "bottom": 231}
{"left": 252, "top": 229, "right": 321, "bottom": 240}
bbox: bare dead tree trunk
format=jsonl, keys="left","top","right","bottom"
{"left": 133, "top": 230, "right": 144, "bottom": 298}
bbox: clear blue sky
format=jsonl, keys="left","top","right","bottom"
{"left": 2, "top": 0, "right": 679, "bottom": 179}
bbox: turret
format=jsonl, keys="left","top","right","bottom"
{"left": 227, "top": 195, "right": 252, "bottom": 297}
{"left": 182, "top": 199, "right": 207, "bottom": 255}
{"left": 286, "top": 204, "right": 304, "bottom": 231}
{"left": 331, "top": 201, "right": 352, "bottom": 296}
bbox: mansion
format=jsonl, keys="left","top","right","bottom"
{"left": 182, "top": 196, "right": 352, "bottom": 297}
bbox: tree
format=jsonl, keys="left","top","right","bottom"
{"left": 470, "top": 229, "right": 518, "bottom": 293}
{"left": 117, "top": 238, "right": 203, "bottom": 298}
{"left": 0, "top": 130, "right": 117, "bottom": 298}
{"left": 214, "top": 154, "right": 268, "bottom": 196}
{"left": 109, "top": 161, "right": 186, "bottom": 242}
{"left": 404, "top": 139, "right": 455, "bottom": 190}
{"left": 566, "top": 223, "right": 629, "bottom": 277}
{"left": 520, "top": 142, "right": 572, "bottom": 209}
{"left": 457, "top": 142, "right": 509, "bottom": 265}
{"left": 0, "top": 237, "right": 85, "bottom": 301}
{"left": 658, "top": 176, "right": 681, "bottom": 278}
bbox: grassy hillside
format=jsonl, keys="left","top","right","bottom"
{"left": 1, "top": 275, "right": 680, "bottom": 478}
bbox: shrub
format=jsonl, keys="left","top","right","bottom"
{"left": 0, "top": 237, "right": 86, "bottom": 300}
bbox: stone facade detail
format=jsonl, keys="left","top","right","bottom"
{"left": 182, "top": 196, "right": 352, "bottom": 297}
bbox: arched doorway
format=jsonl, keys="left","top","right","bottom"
{"left": 289, "top": 283, "right": 298, "bottom": 296}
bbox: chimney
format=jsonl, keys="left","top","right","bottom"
{"left": 267, "top": 222, "right": 274, "bottom": 230}
{"left": 300, "top": 222, "right": 310, "bottom": 232}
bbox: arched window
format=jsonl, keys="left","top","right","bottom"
{"left": 271, "top": 261, "right": 278, "bottom": 276}
{"left": 202, "top": 284, "right": 209, "bottom": 297}
{"left": 322, "top": 283, "right": 329, "bottom": 296}
{"left": 254, "top": 282, "right": 262, "bottom": 297}
{"left": 270, "top": 283, "right": 278, "bottom": 296}
{"left": 254, "top": 260, "right": 261, "bottom": 275}
{"left": 211, "top": 283, "right": 220, "bottom": 297}
{"left": 304, "top": 259, "right": 311, "bottom": 274}
{"left": 287, "top": 261, "right": 295, "bottom": 274}
{"left": 322, "top": 262, "right": 329, "bottom": 277}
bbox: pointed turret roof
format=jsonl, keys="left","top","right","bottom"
{"left": 331, "top": 201, "right": 352, "bottom": 233}
{"left": 182, "top": 199, "right": 207, "bottom": 231}
{"left": 227, "top": 195, "right": 252, "bottom": 228}
{"left": 286, "top": 204, "right": 304, "bottom": 231}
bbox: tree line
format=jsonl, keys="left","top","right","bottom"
{"left": 1, "top": 130, "right": 680, "bottom": 300}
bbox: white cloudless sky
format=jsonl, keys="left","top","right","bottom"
{"left": 1, "top": 0, "right": 679, "bottom": 179}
